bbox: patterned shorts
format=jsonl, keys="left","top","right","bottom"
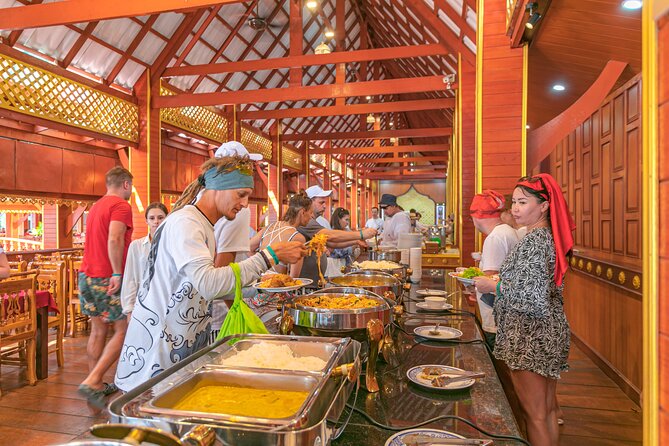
{"left": 78, "top": 272, "right": 126, "bottom": 323}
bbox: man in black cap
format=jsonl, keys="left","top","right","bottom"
{"left": 379, "top": 194, "right": 411, "bottom": 247}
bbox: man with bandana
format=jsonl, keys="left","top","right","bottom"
{"left": 114, "top": 154, "right": 306, "bottom": 395}
{"left": 469, "top": 190, "right": 519, "bottom": 349}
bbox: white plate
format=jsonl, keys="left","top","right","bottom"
{"left": 384, "top": 428, "right": 465, "bottom": 446}
{"left": 414, "top": 326, "right": 463, "bottom": 340}
{"left": 448, "top": 272, "right": 476, "bottom": 286}
{"left": 406, "top": 365, "right": 476, "bottom": 391}
{"left": 416, "top": 302, "right": 454, "bottom": 311}
{"left": 416, "top": 288, "right": 449, "bottom": 296}
{"left": 253, "top": 278, "right": 313, "bottom": 293}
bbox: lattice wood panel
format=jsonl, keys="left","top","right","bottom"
{"left": 0, "top": 53, "right": 138, "bottom": 142}
{"left": 160, "top": 86, "right": 228, "bottom": 143}
{"left": 240, "top": 127, "right": 272, "bottom": 160}
{"left": 282, "top": 146, "right": 302, "bottom": 170}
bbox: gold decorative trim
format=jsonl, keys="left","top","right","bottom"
{"left": 0, "top": 194, "right": 93, "bottom": 208}
{"left": 160, "top": 86, "right": 228, "bottom": 143}
{"left": 283, "top": 146, "right": 303, "bottom": 171}
{"left": 0, "top": 53, "right": 138, "bottom": 142}
{"left": 570, "top": 254, "right": 642, "bottom": 297}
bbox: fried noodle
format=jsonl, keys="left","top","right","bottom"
{"left": 307, "top": 233, "right": 328, "bottom": 284}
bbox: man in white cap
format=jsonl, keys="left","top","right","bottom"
{"left": 210, "top": 142, "right": 263, "bottom": 342}
{"left": 298, "top": 186, "right": 378, "bottom": 286}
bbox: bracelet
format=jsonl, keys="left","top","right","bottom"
{"left": 259, "top": 250, "right": 272, "bottom": 269}
{"left": 112, "top": 273, "right": 122, "bottom": 277}
{"left": 495, "top": 280, "right": 502, "bottom": 297}
{"left": 359, "top": 230, "right": 364, "bottom": 240}
{"left": 266, "top": 246, "right": 280, "bottom": 265}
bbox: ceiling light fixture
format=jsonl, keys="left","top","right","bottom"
{"left": 526, "top": 124, "right": 530, "bottom": 129}
{"left": 306, "top": 0, "right": 318, "bottom": 10}
{"left": 621, "top": 0, "right": 642, "bottom": 9}
{"left": 525, "top": 3, "right": 542, "bottom": 29}
{"left": 552, "top": 84, "right": 566, "bottom": 91}
{"left": 315, "top": 41, "right": 331, "bottom": 55}
{"left": 324, "top": 29, "right": 335, "bottom": 38}
{"left": 365, "top": 95, "right": 371, "bottom": 100}
{"left": 366, "top": 114, "right": 376, "bottom": 124}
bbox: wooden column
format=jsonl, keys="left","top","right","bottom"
{"left": 477, "top": 0, "right": 526, "bottom": 195}
{"left": 289, "top": 0, "right": 303, "bottom": 88}
{"left": 460, "top": 56, "right": 477, "bottom": 264}
{"left": 268, "top": 122, "right": 283, "bottom": 222}
{"left": 339, "top": 155, "right": 347, "bottom": 212}
{"left": 324, "top": 152, "right": 332, "bottom": 221}
{"left": 335, "top": 0, "right": 345, "bottom": 106}
{"left": 42, "top": 204, "right": 72, "bottom": 249}
{"left": 226, "top": 104, "right": 241, "bottom": 141}
{"left": 350, "top": 166, "right": 358, "bottom": 228}
{"left": 131, "top": 70, "right": 161, "bottom": 239}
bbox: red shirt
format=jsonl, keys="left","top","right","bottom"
{"left": 81, "top": 195, "right": 133, "bottom": 278}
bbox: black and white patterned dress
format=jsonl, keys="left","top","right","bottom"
{"left": 493, "top": 227, "right": 570, "bottom": 379}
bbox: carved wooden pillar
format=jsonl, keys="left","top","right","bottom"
{"left": 42, "top": 204, "right": 73, "bottom": 249}
{"left": 268, "top": 122, "right": 283, "bottom": 222}
{"left": 131, "top": 70, "right": 161, "bottom": 239}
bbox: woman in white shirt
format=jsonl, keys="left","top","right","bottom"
{"left": 120, "top": 202, "right": 168, "bottom": 315}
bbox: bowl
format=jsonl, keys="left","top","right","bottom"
{"left": 424, "top": 296, "right": 446, "bottom": 309}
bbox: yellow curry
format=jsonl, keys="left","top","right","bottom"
{"left": 173, "top": 384, "right": 309, "bottom": 419}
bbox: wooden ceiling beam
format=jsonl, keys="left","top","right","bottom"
{"left": 0, "top": 0, "right": 244, "bottom": 30}
{"left": 164, "top": 43, "right": 446, "bottom": 77}
{"left": 105, "top": 15, "right": 158, "bottom": 85}
{"left": 347, "top": 155, "right": 447, "bottom": 164}
{"left": 361, "top": 164, "right": 448, "bottom": 172}
{"left": 311, "top": 144, "right": 450, "bottom": 155}
{"left": 363, "top": 172, "right": 446, "bottom": 180}
{"left": 238, "top": 98, "right": 455, "bottom": 120}
{"left": 60, "top": 21, "right": 99, "bottom": 69}
{"left": 173, "top": 5, "right": 223, "bottom": 68}
{"left": 283, "top": 127, "right": 452, "bottom": 142}
{"left": 155, "top": 75, "right": 454, "bottom": 108}
{"left": 151, "top": 10, "right": 206, "bottom": 82}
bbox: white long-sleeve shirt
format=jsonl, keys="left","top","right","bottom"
{"left": 381, "top": 211, "right": 411, "bottom": 247}
{"left": 115, "top": 205, "right": 268, "bottom": 391}
{"left": 119, "top": 235, "right": 151, "bottom": 314}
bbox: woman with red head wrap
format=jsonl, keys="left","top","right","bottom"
{"left": 473, "top": 173, "right": 574, "bottom": 446}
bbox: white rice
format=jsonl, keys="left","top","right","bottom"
{"left": 220, "top": 342, "right": 327, "bottom": 371}
{"left": 354, "top": 260, "right": 401, "bottom": 270}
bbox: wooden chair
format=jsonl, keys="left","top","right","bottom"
{"left": 35, "top": 262, "right": 66, "bottom": 367}
{"left": 67, "top": 259, "right": 88, "bottom": 337}
{"left": 0, "top": 273, "right": 38, "bottom": 392}
{"left": 8, "top": 260, "right": 27, "bottom": 272}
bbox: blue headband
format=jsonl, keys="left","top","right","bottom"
{"left": 202, "top": 167, "right": 254, "bottom": 190}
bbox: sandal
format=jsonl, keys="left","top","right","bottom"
{"left": 102, "top": 382, "right": 118, "bottom": 396}
{"left": 78, "top": 384, "right": 107, "bottom": 409}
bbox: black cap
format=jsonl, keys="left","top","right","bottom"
{"left": 379, "top": 193, "right": 398, "bottom": 208}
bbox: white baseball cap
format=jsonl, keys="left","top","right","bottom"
{"left": 214, "top": 141, "right": 263, "bottom": 161}
{"left": 306, "top": 185, "right": 333, "bottom": 199}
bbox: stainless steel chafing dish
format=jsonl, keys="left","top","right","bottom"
{"left": 346, "top": 260, "right": 411, "bottom": 282}
{"left": 368, "top": 248, "right": 402, "bottom": 263}
{"left": 329, "top": 270, "right": 405, "bottom": 303}
{"left": 279, "top": 287, "right": 396, "bottom": 393}
{"left": 107, "top": 334, "right": 361, "bottom": 446}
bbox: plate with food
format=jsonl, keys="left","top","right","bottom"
{"left": 449, "top": 267, "right": 484, "bottom": 286}
{"left": 253, "top": 273, "right": 312, "bottom": 292}
{"left": 384, "top": 428, "right": 465, "bottom": 446}
{"left": 413, "top": 325, "right": 463, "bottom": 341}
{"left": 415, "top": 288, "right": 450, "bottom": 297}
{"left": 406, "top": 365, "right": 479, "bottom": 391}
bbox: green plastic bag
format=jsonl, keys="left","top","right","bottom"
{"left": 216, "top": 262, "right": 268, "bottom": 342}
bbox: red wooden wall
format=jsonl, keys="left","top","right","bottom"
{"left": 546, "top": 75, "right": 642, "bottom": 401}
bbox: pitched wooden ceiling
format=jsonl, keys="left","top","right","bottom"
{"left": 527, "top": 0, "right": 641, "bottom": 128}
{"left": 0, "top": 0, "right": 477, "bottom": 170}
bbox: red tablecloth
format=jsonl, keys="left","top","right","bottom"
{"left": 1, "top": 290, "right": 58, "bottom": 314}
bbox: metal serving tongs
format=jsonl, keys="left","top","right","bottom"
{"left": 400, "top": 435, "right": 493, "bottom": 446}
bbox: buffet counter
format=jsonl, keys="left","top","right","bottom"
{"left": 332, "top": 270, "right": 522, "bottom": 445}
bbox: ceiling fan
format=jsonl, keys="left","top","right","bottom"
{"left": 247, "top": 0, "right": 284, "bottom": 31}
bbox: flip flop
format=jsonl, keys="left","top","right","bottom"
{"left": 78, "top": 384, "right": 107, "bottom": 409}
{"left": 102, "top": 382, "right": 118, "bottom": 396}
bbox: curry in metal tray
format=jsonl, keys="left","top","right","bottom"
{"left": 297, "top": 294, "right": 381, "bottom": 309}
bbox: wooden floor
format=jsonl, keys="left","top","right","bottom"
{"left": 0, "top": 334, "right": 642, "bottom": 445}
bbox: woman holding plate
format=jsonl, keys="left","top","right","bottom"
{"left": 473, "top": 173, "right": 574, "bottom": 446}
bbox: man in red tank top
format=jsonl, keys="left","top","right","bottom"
{"left": 77, "top": 166, "right": 134, "bottom": 408}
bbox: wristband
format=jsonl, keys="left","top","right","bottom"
{"left": 495, "top": 280, "right": 502, "bottom": 297}
{"left": 112, "top": 273, "right": 122, "bottom": 277}
{"left": 266, "top": 246, "right": 280, "bottom": 265}
{"left": 360, "top": 230, "right": 364, "bottom": 240}
{"left": 259, "top": 250, "right": 272, "bottom": 269}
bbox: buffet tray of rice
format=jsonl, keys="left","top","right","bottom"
{"left": 118, "top": 333, "right": 361, "bottom": 439}
{"left": 352, "top": 260, "right": 403, "bottom": 270}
